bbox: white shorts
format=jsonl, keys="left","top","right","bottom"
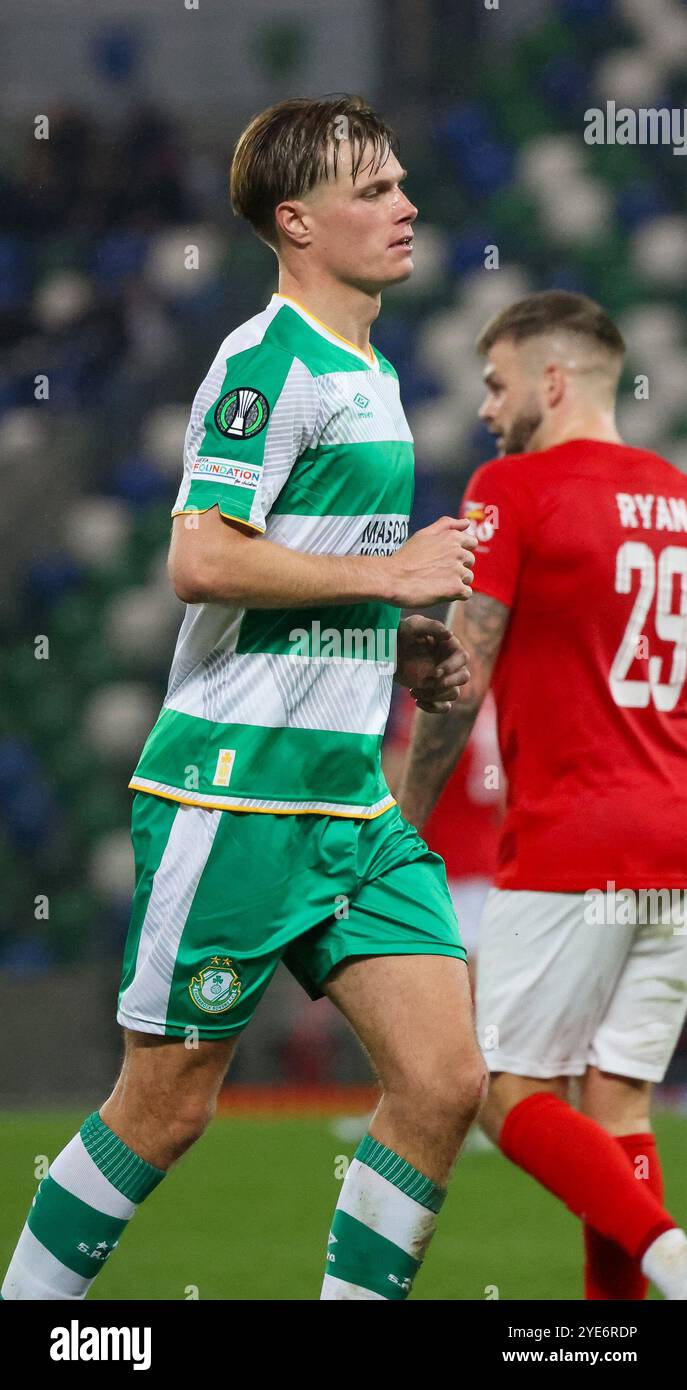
{"left": 476, "top": 888, "right": 687, "bottom": 1082}
{"left": 447, "top": 876, "right": 492, "bottom": 956}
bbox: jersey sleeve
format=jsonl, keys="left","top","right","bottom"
{"left": 172, "top": 342, "right": 318, "bottom": 533}
{"left": 460, "top": 460, "right": 530, "bottom": 608}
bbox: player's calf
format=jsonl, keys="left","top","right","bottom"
{"left": 2, "top": 1030, "right": 236, "bottom": 1300}
{"left": 321, "top": 954, "right": 486, "bottom": 1300}
{"left": 491, "top": 1079, "right": 687, "bottom": 1301}
{"left": 321, "top": 1058, "right": 486, "bottom": 1302}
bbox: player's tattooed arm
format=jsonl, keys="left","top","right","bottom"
{"left": 397, "top": 593, "right": 510, "bottom": 830}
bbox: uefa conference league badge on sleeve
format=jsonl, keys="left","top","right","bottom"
{"left": 214, "top": 387, "right": 270, "bottom": 440}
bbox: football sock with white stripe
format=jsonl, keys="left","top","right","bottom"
{"left": 1, "top": 1111, "right": 165, "bottom": 1300}
{"left": 320, "top": 1134, "right": 446, "bottom": 1300}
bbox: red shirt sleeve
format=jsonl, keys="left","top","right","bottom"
{"left": 460, "top": 459, "right": 531, "bottom": 608}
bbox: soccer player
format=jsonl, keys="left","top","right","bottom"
{"left": 2, "top": 96, "right": 485, "bottom": 1303}
{"left": 399, "top": 291, "right": 687, "bottom": 1300}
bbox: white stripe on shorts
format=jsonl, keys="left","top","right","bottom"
{"left": 117, "top": 804, "right": 221, "bottom": 1033}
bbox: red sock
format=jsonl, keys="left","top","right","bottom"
{"left": 499, "top": 1093, "right": 675, "bottom": 1261}
{"left": 584, "top": 1132, "right": 664, "bottom": 1300}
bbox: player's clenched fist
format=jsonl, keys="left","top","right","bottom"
{"left": 384, "top": 516, "right": 478, "bottom": 608}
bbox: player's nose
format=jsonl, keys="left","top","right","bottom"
{"left": 403, "top": 193, "right": 418, "bottom": 222}
{"left": 393, "top": 188, "right": 418, "bottom": 225}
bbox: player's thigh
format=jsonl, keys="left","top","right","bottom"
{"left": 579, "top": 1065, "right": 652, "bottom": 1136}
{"left": 588, "top": 892, "right": 687, "bottom": 1090}
{"left": 476, "top": 888, "right": 634, "bottom": 1079}
{"left": 116, "top": 1025, "right": 238, "bottom": 1108}
{"left": 325, "top": 953, "right": 484, "bottom": 1105}
{"left": 291, "top": 826, "right": 481, "bottom": 1094}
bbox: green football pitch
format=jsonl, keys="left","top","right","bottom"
{"left": 2, "top": 1109, "right": 686, "bottom": 1301}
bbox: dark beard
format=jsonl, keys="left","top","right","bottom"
{"left": 503, "top": 406, "right": 543, "bottom": 455}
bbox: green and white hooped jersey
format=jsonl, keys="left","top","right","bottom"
{"left": 129, "top": 293, "right": 415, "bottom": 818}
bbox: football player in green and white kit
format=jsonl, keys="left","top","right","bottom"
{"left": 3, "top": 96, "right": 485, "bottom": 1303}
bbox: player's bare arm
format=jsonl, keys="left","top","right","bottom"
{"left": 169, "top": 506, "right": 477, "bottom": 609}
{"left": 398, "top": 591, "right": 509, "bottom": 829}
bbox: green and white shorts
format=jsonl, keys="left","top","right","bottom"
{"left": 117, "top": 792, "right": 466, "bottom": 1040}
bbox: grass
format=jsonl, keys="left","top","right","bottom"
{"left": 1, "top": 1109, "right": 685, "bottom": 1300}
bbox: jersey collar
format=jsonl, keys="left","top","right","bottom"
{"left": 270, "top": 293, "right": 379, "bottom": 370}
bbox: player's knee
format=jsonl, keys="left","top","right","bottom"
{"left": 155, "top": 1096, "right": 217, "bottom": 1161}
{"left": 167, "top": 1095, "right": 215, "bottom": 1150}
{"left": 444, "top": 1053, "right": 489, "bottom": 1129}
{"left": 396, "top": 1049, "right": 487, "bottom": 1142}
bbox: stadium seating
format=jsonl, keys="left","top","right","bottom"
{"left": 1, "top": 1, "right": 686, "bottom": 1019}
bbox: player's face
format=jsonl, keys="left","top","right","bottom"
{"left": 304, "top": 142, "right": 418, "bottom": 292}
{"left": 478, "top": 340, "right": 544, "bottom": 455}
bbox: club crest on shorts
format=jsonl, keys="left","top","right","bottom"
{"left": 214, "top": 387, "right": 269, "bottom": 439}
{"left": 189, "top": 958, "right": 242, "bottom": 1014}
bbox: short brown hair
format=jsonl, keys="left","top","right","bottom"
{"left": 230, "top": 94, "right": 397, "bottom": 248}
{"left": 477, "top": 290, "right": 625, "bottom": 359}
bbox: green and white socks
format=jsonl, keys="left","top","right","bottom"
{"left": 321, "top": 1134, "right": 446, "bottom": 1300}
{"left": 4, "top": 1119, "right": 445, "bottom": 1301}
{"left": 1, "top": 1111, "right": 165, "bottom": 1300}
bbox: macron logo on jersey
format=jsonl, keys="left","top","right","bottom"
{"left": 616, "top": 492, "right": 687, "bottom": 532}
{"left": 192, "top": 457, "right": 260, "bottom": 490}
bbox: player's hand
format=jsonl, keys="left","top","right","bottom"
{"left": 395, "top": 616, "right": 470, "bottom": 711}
{"left": 384, "top": 517, "right": 477, "bottom": 608}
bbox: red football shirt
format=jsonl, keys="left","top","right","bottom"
{"left": 462, "top": 439, "right": 687, "bottom": 890}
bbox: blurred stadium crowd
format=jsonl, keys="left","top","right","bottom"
{"left": 0, "top": 0, "right": 686, "bottom": 1076}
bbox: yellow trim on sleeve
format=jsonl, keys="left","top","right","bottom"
{"left": 171, "top": 505, "right": 265, "bottom": 534}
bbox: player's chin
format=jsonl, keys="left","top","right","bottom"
{"left": 379, "top": 248, "right": 414, "bottom": 284}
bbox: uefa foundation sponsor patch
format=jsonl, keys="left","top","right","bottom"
{"left": 192, "top": 457, "right": 260, "bottom": 489}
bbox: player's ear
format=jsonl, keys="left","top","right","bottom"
{"left": 544, "top": 362, "right": 566, "bottom": 409}
{"left": 275, "top": 199, "right": 312, "bottom": 249}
